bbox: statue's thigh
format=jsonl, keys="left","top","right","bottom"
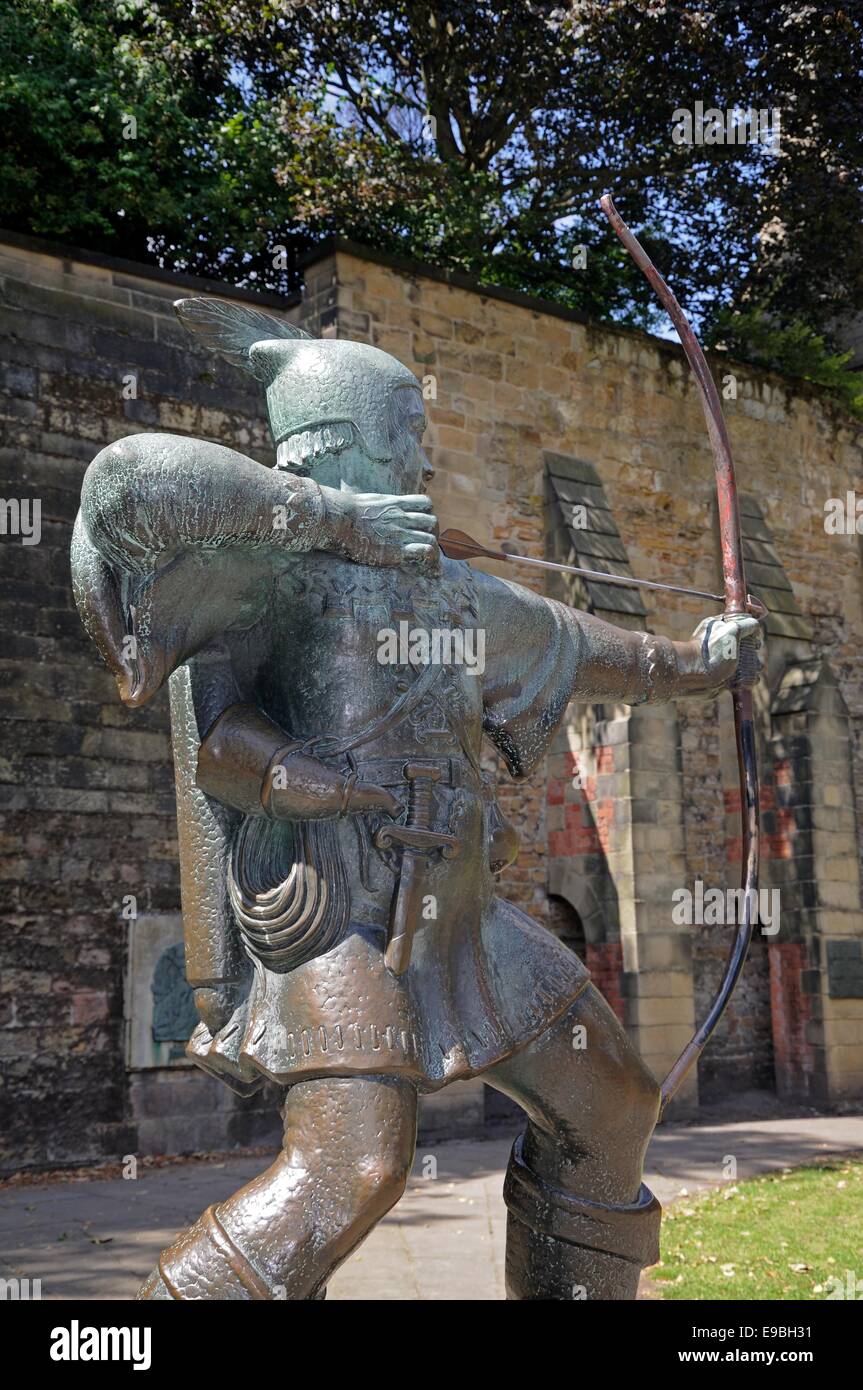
{"left": 484, "top": 984, "right": 659, "bottom": 1151}
{"left": 219, "top": 1075, "right": 419, "bottom": 1265}
{"left": 279, "top": 1073, "right": 418, "bottom": 1174}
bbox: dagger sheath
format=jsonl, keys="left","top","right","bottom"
{"left": 375, "top": 764, "right": 460, "bottom": 976}
{"left": 384, "top": 848, "right": 426, "bottom": 976}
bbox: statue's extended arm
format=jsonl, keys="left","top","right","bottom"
{"left": 475, "top": 569, "right": 763, "bottom": 778}
{"left": 557, "top": 603, "right": 762, "bottom": 706}
{"left": 80, "top": 432, "right": 437, "bottom": 574}
{"left": 72, "top": 431, "right": 439, "bottom": 709}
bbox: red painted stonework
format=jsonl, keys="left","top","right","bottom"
{"left": 595, "top": 746, "right": 614, "bottom": 775}
{"left": 768, "top": 942, "right": 815, "bottom": 1098}
{"left": 726, "top": 777, "right": 794, "bottom": 861}
{"left": 725, "top": 784, "right": 776, "bottom": 814}
{"left": 595, "top": 800, "right": 615, "bottom": 854}
{"left": 585, "top": 942, "right": 625, "bottom": 1023}
{"left": 548, "top": 826, "right": 602, "bottom": 857}
{"left": 547, "top": 778, "right": 565, "bottom": 806}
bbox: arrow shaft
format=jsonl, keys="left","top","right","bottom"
{"left": 439, "top": 528, "right": 766, "bottom": 616}
{"left": 497, "top": 549, "right": 727, "bottom": 605}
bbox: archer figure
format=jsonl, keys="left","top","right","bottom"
{"left": 71, "top": 290, "right": 761, "bottom": 1301}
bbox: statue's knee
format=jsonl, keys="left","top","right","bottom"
{"left": 627, "top": 1055, "right": 661, "bottom": 1137}
{"left": 354, "top": 1149, "right": 411, "bottom": 1218}
{"left": 541, "top": 1045, "right": 659, "bottom": 1179}
{"left": 588, "top": 1054, "right": 659, "bottom": 1161}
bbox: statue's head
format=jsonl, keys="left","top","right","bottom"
{"left": 175, "top": 298, "right": 432, "bottom": 495}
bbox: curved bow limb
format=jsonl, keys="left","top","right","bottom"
{"left": 599, "top": 194, "right": 760, "bottom": 1115}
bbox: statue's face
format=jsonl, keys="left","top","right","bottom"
{"left": 386, "top": 384, "right": 434, "bottom": 494}
{"left": 303, "top": 385, "right": 433, "bottom": 495}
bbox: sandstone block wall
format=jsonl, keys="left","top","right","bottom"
{"left": 2, "top": 229, "right": 861, "bottom": 1169}
{"left": 300, "top": 240, "right": 863, "bottom": 1109}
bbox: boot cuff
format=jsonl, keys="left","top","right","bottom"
{"left": 503, "top": 1134, "right": 661, "bottom": 1267}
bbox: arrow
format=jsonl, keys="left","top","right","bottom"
{"left": 439, "top": 527, "right": 766, "bottom": 618}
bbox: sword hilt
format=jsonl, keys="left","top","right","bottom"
{"left": 373, "top": 763, "right": 460, "bottom": 858}
{"left": 404, "top": 763, "right": 439, "bottom": 827}
{"left": 380, "top": 763, "right": 460, "bottom": 976}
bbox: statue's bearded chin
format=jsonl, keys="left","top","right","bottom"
{"left": 298, "top": 435, "right": 425, "bottom": 498}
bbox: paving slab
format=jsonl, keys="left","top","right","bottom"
{"left": 1, "top": 1115, "right": 860, "bottom": 1301}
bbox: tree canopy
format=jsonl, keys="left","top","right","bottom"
{"left": 2, "top": 1, "right": 861, "bottom": 364}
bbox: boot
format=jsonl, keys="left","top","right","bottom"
{"left": 138, "top": 1204, "right": 278, "bottom": 1300}
{"left": 503, "top": 1134, "right": 661, "bottom": 1300}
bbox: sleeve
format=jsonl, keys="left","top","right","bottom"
{"left": 79, "top": 431, "right": 329, "bottom": 573}
{"left": 71, "top": 431, "right": 321, "bottom": 708}
{"left": 475, "top": 569, "right": 703, "bottom": 778}
{"left": 168, "top": 656, "right": 248, "bottom": 989}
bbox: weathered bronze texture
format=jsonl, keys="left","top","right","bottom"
{"left": 71, "top": 272, "right": 763, "bottom": 1300}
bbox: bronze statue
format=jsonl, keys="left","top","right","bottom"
{"left": 70, "top": 213, "right": 763, "bottom": 1301}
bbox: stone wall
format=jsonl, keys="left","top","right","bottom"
{"left": 0, "top": 234, "right": 283, "bottom": 1170}
{"left": 299, "top": 239, "right": 863, "bottom": 1108}
{"left": 2, "top": 229, "right": 862, "bottom": 1171}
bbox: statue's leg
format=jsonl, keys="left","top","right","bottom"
{"left": 485, "top": 984, "right": 661, "bottom": 1301}
{"left": 137, "top": 1074, "right": 417, "bottom": 1300}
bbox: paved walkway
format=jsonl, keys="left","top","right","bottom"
{"left": 1, "top": 1115, "right": 860, "bottom": 1300}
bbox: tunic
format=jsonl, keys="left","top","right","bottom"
{"left": 71, "top": 434, "right": 683, "bottom": 1099}
{"left": 176, "top": 553, "right": 661, "bottom": 1096}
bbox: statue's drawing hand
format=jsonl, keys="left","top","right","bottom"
{"left": 193, "top": 984, "right": 241, "bottom": 1035}
{"left": 321, "top": 488, "right": 439, "bottom": 573}
{"left": 693, "top": 611, "right": 765, "bottom": 691}
{"left": 344, "top": 781, "right": 400, "bottom": 818}
{"left": 266, "top": 751, "right": 400, "bottom": 820}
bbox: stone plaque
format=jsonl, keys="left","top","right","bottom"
{"left": 126, "top": 912, "right": 196, "bottom": 1068}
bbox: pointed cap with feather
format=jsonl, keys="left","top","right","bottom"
{"left": 174, "top": 297, "right": 420, "bottom": 461}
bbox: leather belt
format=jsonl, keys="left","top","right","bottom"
{"left": 354, "top": 755, "right": 480, "bottom": 791}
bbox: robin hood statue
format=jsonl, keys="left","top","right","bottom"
{"left": 71, "top": 296, "right": 762, "bottom": 1301}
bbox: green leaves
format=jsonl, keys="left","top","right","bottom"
{"left": 708, "top": 308, "right": 863, "bottom": 419}
{"left": 0, "top": 0, "right": 313, "bottom": 282}
{"left": 3, "top": 0, "right": 862, "bottom": 375}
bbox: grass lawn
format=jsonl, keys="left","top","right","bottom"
{"left": 651, "top": 1155, "right": 863, "bottom": 1300}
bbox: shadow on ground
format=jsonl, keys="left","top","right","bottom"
{"left": 1, "top": 1115, "right": 860, "bottom": 1301}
